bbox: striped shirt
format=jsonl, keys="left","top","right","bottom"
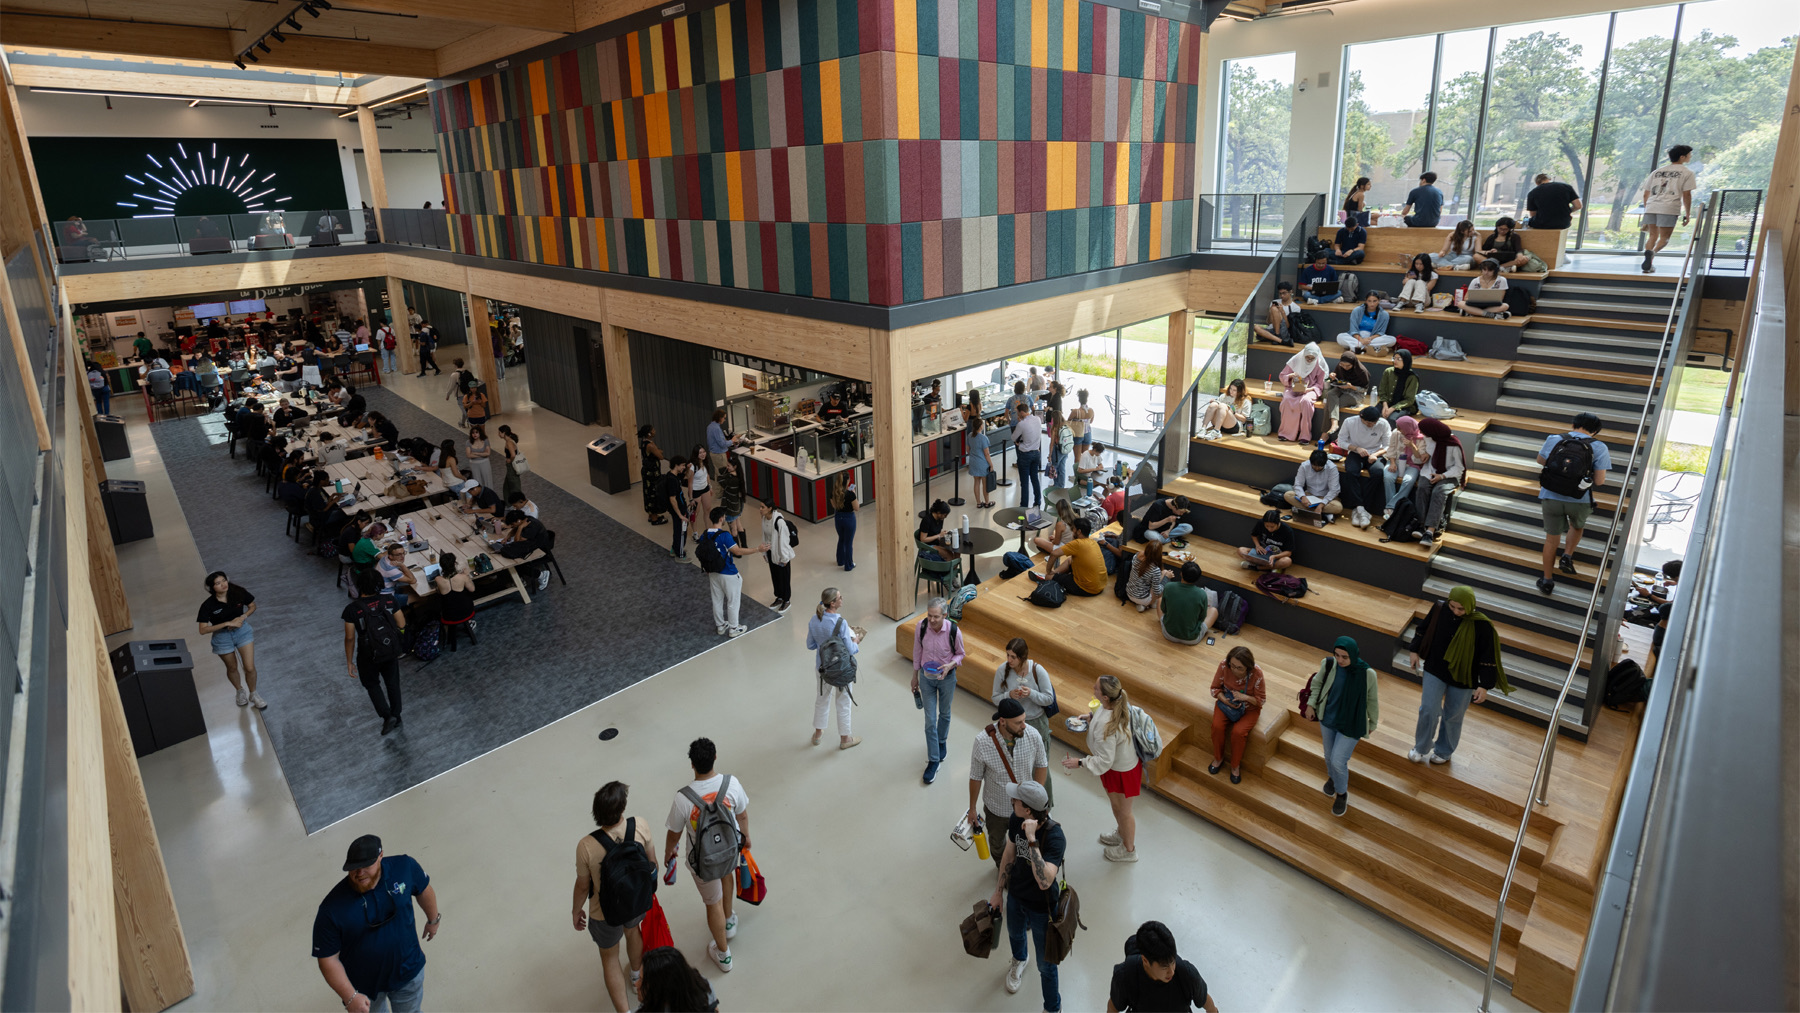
{"left": 969, "top": 724, "right": 1048, "bottom": 820}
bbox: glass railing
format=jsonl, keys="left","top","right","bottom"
{"left": 50, "top": 209, "right": 369, "bottom": 263}
{"left": 1196, "top": 192, "right": 1324, "bottom": 256}
{"left": 378, "top": 207, "right": 453, "bottom": 250}
{"left": 1702, "top": 188, "right": 1762, "bottom": 271}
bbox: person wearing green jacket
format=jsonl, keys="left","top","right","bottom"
{"left": 1303, "top": 636, "right": 1380, "bottom": 817}
{"left": 1376, "top": 349, "right": 1421, "bottom": 419}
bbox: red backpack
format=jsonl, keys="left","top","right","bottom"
{"left": 1393, "top": 335, "right": 1429, "bottom": 357}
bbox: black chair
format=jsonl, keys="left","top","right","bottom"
{"left": 540, "top": 530, "right": 567, "bottom": 586}
{"left": 58, "top": 245, "right": 93, "bottom": 264}
{"left": 282, "top": 497, "right": 309, "bottom": 541}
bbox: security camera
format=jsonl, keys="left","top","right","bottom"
{"left": 1296, "top": 79, "right": 1309, "bottom": 93}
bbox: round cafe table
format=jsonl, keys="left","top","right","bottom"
{"left": 955, "top": 526, "right": 1006, "bottom": 585}
{"left": 995, "top": 507, "right": 1049, "bottom": 554}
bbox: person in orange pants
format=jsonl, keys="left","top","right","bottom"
{"left": 1207, "top": 646, "right": 1267, "bottom": 783}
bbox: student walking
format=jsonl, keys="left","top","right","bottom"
{"left": 573, "top": 781, "right": 658, "bottom": 1013}
{"left": 832, "top": 479, "right": 858, "bottom": 570}
{"left": 1536, "top": 413, "right": 1610, "bottom": 595}
{"left": 1063, "top": 674, "right": 1142, "bottom": 862}
{"left": 969, "top": 698, "right": 1050, "bottom": 868}
{"left": 312, "top": 834, "right": 441, "bottom": 1013}
{"left": 990, "top": 638, "right": 1057, "bottom": 806}
{"left": 342, "top": 569, "right": 407, "bottom": 736}
{"left": 636, "top": 948, "right": 718, "bottom": 1012}
{"left": 1301, "top": 636, "right": 1379, "bottom": 817}
{"left": 1638, "top": 144, "right": 1696, "bottom": 273}
{"left": 990, "top": 779, "right": 1065, "bottom": 1013}
{"left": 806, "top": 588, "right": 861, "bottom": 750}
{"left": 699, "top": 507, "right": 766, "bottom": 637}
{"left": 912, "top": 597, "right": 966, "bottom": 783}
{"left": 1108, "top": 920, "right": 1219, "bottom": 1013}
{"left": 758, "top": 500, "right": 794, "bottom": 611}
{"left": 196, "top": 571, "right": 264, "bottom": 709}
{"left": 662, "top": 738, "right": 750, "bottom": 974}
{"left": 1409, "top": 586, "right": 1509, "bottom": 765}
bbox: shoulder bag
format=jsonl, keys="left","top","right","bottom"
{"left": 1035, "top": 662, "right": 1060, "bottom": 718}
{"left": 1043, "top": 840, "right": 1085, "bottom": 964}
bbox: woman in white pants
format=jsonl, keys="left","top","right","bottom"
{"left": 1395, "top": 254, "right": 1440, "bottom": 311}
{"left": 806, "top": 588, "right": 861, "bottom": 749}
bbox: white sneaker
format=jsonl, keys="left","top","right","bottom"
{"left": 1407, "top": 748, "right": 1428, "bottom": 763}
{"left": 1428, "top": 753, "right": 1451, "bottom": 765}
{"left": 716, "top": 625, "right": 728, "bottom": 636}
{"left": 250, "top": 691, "right": 268, "bottom": 710}
{"left": 536, "top": 570, "right": 551, "bottom": 591}
{"left": 235, "top": 686, "right": 249, "bottom": 707}
{"left": 1004, "top": 958, "right": 1026, "bottom": 994}
{"left": 1103, "top": 843, "right": 1139, "bottom": 863}
{"left": 728, "top": 625, "right": 748, "bottom": 637}
{"left": 708, "top": 942, "right": 732, "bottom": 972}
{"left": 725, "top": 913, "right": 738, "bottom": 939}
{"left": 1098, "top": 829, "right": 1123, "bottom": 847}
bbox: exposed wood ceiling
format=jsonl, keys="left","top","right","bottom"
{"left": 0, "top": 0, "right": 668, "bottom": 80}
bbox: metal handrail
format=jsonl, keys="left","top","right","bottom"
{"left": 1475, "top": 199, "right": 1711, "bottom": 1011}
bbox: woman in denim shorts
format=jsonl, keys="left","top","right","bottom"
{"left": 196, "top": 571, "right": 264, "bottom": 710}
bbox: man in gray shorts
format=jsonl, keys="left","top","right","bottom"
{"left": 573, "top": 781, "right": 655, "bottom": 1012}
{"left": 1637, "top": 144, "right": 1695, "bottom": 274}
{"left": 1536, "top": 413, "right": 1611, "bottom": 596}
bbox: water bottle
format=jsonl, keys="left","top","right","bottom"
{"left": 972, "top": 819, "right": 991, "bottom": 861}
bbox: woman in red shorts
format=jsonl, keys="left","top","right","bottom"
{"left": 1063, "top": 674, "right": 1142, "bottom": 863}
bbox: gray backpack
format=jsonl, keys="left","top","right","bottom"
{"left": 1249, "top": 401, "right": 1273, "bottom": 436}
{"left": 818, "top": 616, "right": 859, "bottom": 688}
{"left": 679, "top": 774, "right": 742, "bottom": 883}
{"left": 1339, "top": 272, "right": 1360, "bottom": 302}
{"left": 1429, "top": 336, "right": 1467, "bottom": 361}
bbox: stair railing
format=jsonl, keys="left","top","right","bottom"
{"left": 1476, "top": 199, "right": 1712, "bottom": 1012}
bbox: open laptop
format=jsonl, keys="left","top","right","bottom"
{"left": 1464, "top": 287, "right": 1506, "bottom": 307}
{"left": 1309, "top": 281, "right": 1341, "bottom": 299}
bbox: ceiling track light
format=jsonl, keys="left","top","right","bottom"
{"left": 302, "top": 3, "right": 321, "bottom": 15}
{"left": 246, "top": 51, "right": 260, "bottom": 62}
{"left": 285, "top": 15, "right": 302, "bottom": 29}
{"left": 257, "top": 40, "right": 271, "bottom": 53}
{"left": 234, "top": 58, "right": 247, "bottom": 69}
{"left": 313, "top": 0, "right": 332, "bottom": 9}
{"left": 270, "top": 30, "right": 286, "bottom": 42}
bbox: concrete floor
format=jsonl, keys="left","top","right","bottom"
{"left": 105, "top": 355, "right": 1528, "bottom": 1012}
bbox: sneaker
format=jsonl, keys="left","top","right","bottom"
{"left": 773, "top": 599, "right": 791, "bottom": 613}
{"left": 1103, "top": 844, "right": 1138, "bottom": 863}
{"left": 381, "top": 716, "right": 398, "bottom": 736}
{"left": 1536, "top": 576, "right": 1557, "bottom": 596}
{"left": 1004, "top": 958, "right": 1026, "bottom": 994}
{"left": 1098, "top": 829, "right": 1123, "bottom": 846}
{"left": 708, "top": 942, "right": 732, "bottom": 973}
{"left": 1428, "top": 753, "right": 1451, "bottom": 765}
{"left": 725, "top": 913, "right": 739, "bottom": 940}
{"left": 728, "top": 625, "right": 748, "bottom": 637}
{"left": 536, "top": 570, "right": 551, "bottom": 591}
{"left": 1383, "top": 509, "right": 1393, "bottom": 521}
{"left": 250, "top": 691, "right": 268, "bottom": 710}
{"left": 923, "top": 761, "right": 939, "bottom": 785}
{"left": 1240, "top": 561, "right": 1258, "bottom": 570}
{"left": 1418, "top": 532, "right": 1434, "bottom": 548}
{"left": 235, "top": 686, "right": 250, "bottom": 707}
{"left": 717, "top": 625, "right": 728, "bottom": 636}
{"left": 1321, "top": 779, "right": 1336, "bottom": 797}
{"left": 1407, "top": 748, "right": 1427, "bottom": 763}
{"left": 1332, "top": 793, "right": 1349, "bottom": 817}
{"left": 1557, "top": 553, "right": 1578, "bottom": 576}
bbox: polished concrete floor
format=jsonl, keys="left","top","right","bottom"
{"left": 104, "top": 354, "right": 1527, "bottom": 1011}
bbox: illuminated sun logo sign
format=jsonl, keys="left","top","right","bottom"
{"left": 116, "top": 142, "right": 295, "bottom": 218}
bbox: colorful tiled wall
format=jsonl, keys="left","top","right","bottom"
{"left": 431, "top": 0, "right": 1199, "bottom": 306}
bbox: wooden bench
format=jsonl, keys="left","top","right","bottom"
{"left": 1318, "top": 225, "right": 1567, "bottom": 269}
{"left": 1231, "top": 382, "right": 1489, "bottom": 445}
{"left": 1287, "top": 301, "right": 1528, "bottom": 362}
{"left": 1247, "top": 337, "right": 1511, "bottom": 413}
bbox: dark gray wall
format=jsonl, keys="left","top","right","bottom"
{"left": 628, "top": 329, "right": 712, "bottom": 463}
{"left": 400, "top": 281, "right": 467, "bottom": 345}
{"left": 519, "top": 306, "right": 600, "bottom": 425}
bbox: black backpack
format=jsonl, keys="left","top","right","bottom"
{"left": 1024, "top": 579, "right": 1066, "bottom": 608}
{"left": 1214, "top": 590, "right": 1250, "bottom": 634}
{"left": 1304, "top": 237, "right": 1330, "bottom": 261}
{"left": 591, "top": 818, "right": 657, "bottom": 927}
{"left": 1503, "top": 286, "right": 1537, "bottom": 316}
{"left": 1603, "top": 659, "right": 1650, "bottom": 709}
{"left": 1113, "top": 551, "right": 1134, "bottom": 602}
{"left": 1294, "top": 311, "right": 1325, "bottom": 346}
{"left": 1539, "top": 435, "right": 1596, "bottom": 499}
{"left": 695, "top": 530, "right": 728, "bottom": 573}
{"left": 354, "top": 599, "right": 405, "bottom": 663}
{"left": 1260, "top": 483, "right": 1294, "bottom": 509}
{"left": 1379, "top": 498, "right": 1425, "bottom": 543}
{"left": 781, "top": 513, "right": 799, "bottom": 548}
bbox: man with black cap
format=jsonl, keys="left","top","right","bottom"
{"left": 967, "top": 698, "right": 1049, "bottom": 870}
{"left": 989, "top": 778, "right": 1065, "bottom": 1011}
{"left": 312, "top": 834, "right": 440, "bottom": 1012}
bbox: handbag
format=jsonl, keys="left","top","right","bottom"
{"left": 639, "top": 895, "right": 674, "bottom": 951}
{"left": 960, "top": 900, "right": 1003, "bottom": 958}
{"left": 1043, "top": 866, "right": 1086, "bottom": 964}
{"left": 735, "top": 849, "right": 767, "bottom": 905}
{"left": 1298, "top": 659, "right": 1330, "bottom": 720}
{"left": 512, "top": 452, "right": 531, "bottom": 475}
{"left": 1217, "top": 698, "right": 1248, "bottom": 723}
{"left": 1037, "top": 663, "right": 1061, "bottom": 718}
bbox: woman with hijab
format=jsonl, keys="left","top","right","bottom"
{"left": 1301, "top": 635, "right": 1379, "bottom": 816}
{"left": 1379, "top": 415, "right": 1428, "bottom": 520}
{"left": 1321, "top": 351, "right": 1371, "bottom": 435}
{"left": 1376, "top": 348, "right": 1421, "bottom": 419}
{"left": 1278, "top": 341, "right": 1328, "bottom": 392}
{"left": 1412, "top": 417, "right": 1466, "bottom": 548}
{"left": 1276, "top": 372, "right": 1317, "bottom": 443}
{"left": 1408, "top": 585, "right": 1508, "bottom": 764}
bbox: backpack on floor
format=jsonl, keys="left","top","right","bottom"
{"left": 1521, "top": 250, "right": 1549, "bottom": 273}
{"left": 818, "top": 616, "right": 859, "bottom": 688}
{"left": 1024, "top": 579, "right": 1067, "bottom": 608}
{"left": 1394, "top": 335, "right": 1429, "bottom": 357}
{"left": 1112, "top": 551, "right": 1134, "bottom": 603}
{"left": 1000, "top": 551, "right": 1034, "bottom": 579}
{"left": 1603, "top": 659, "right": 1651, "bottom": 709}
{"left": 593, "top": 817, "right": 658, "bottom": 927}
{"left": 1213, "top": 590, "right": 1250, "bottom": 635}
{"left": 1540, "top": 435, "right": 1597, "bottom": 499}
{"left": 1259, "top": 483, "right": 1294, "bottom": 509}
{"left": 1305, "top": 237, "right": 1331, "bottom": 261}
{"left": 946, "top": 584, "right": 979, "bottom": 620}
{"left": 1503, "top": 286, "right": 1537, "bottom": 316}
{"left": 1339, "top": 272, "right": 1360, "bottom": 302}
{"left": 411, "top": 621, "right": 441, "bottom": 662}
{"left": 1254, "top": 572, "right": 1309, "bottom": 600}
{"left": 1248, "top": 402, "right": 1274, "bottom": 437}
{"left": 1293, "top": 312, "right": 1325, "bottom": 347}
{"left": 679, "top": 774, "right": 743, "bottom": 883}
{"left": 1379, "top": 498, "right": 1425, "bottom": 543}
{"left": 1416, "top": 390, "right": 1457, "bottom": 419}
{"left": 1127, "top": 704, "right": 1163, "bottom": 762}
{"left": 1429, "top": 336, "right": 1468, "bottom": 361}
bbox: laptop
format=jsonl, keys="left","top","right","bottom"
{"left": 1309, "top": 281, "right": 1340, "bottom": 299}
{"left": 421, "top": 562, "right": 441, "bottom": 580}
{"left": 1464, "top": 287, "right": 1506, "bottom": 307}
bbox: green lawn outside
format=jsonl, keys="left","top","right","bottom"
{"left": 1661, "top": 442, "right": 1710, "bottom": 474}
{"left": 1674, "top": 366, "right": 1728, "bottom": 415}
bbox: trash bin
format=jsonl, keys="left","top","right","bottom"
{"left": 95, "top": 414, "right": 131, "bottom": 461}
{"left": 101, "top": 479, "right": 154, "bottom": 544}
{"left": 109, "top": 640, "right": 205, "bottom": 755}
{"left": 587, "top": 435, "right": 631, "bottom": 495}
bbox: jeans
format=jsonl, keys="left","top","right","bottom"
{"left": 380, "top": 348, "right": 397, "bottom": 374}
{"left": 708, "top": 572, "right": 742, "bottom": 630}
{"left": 1328, "top": 250, "right": 1366, "bottom": 264}
{"left": 921, "top": 669, "right": 957, "bottom": 761}
{"left": 670, "top": 514, "right": 686, "bottom": 556}
{"left": 1415, "top": 478, "right": 1455, "bottom": 530}
{"left": 1404, "top": 214, "right": 1441, "bottom": 228}
{"left": 1006, "top": 894, "right": 1060, "bottom": 1012}
{"left": 1016, "top": 450, "right": 1042, "bottom": 507}
{"left": 1143, "top": 524, "right": 1193, "bottom": 543}
{"left": 1051, "top": 447, "right": 1068, "bottom": 488}
{"left": 1414, "top": 670, "right": 1473, "bottom": 759}
{"left": 91, "top": 384, "right": 111, "bottom": 415}
{"left": 369, "top": 969, "right": 424, "bottom": 1012}
{"left": 357, "top": 656, "right": 403, "bottom": 719}
{"left": 1320, "top": 726, "right": 1360, "bottom": 796}
{"left": 835, "top": 509, "right": 856, "bottom": 568}
{"left": 1382, "top": 464, "right": 1420, "bottom": 511}
{"left": 494, "top": 354, "right": 506, "bottom": 379}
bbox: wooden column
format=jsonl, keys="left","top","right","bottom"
{"left": 386, "top": 275, "right": 418, "bottom": 374}
{"left": 357, "top": 106, "right": 390, "bottom": 239}
{"left": 1763, "top": 39, "right": 1800, "bottom": 412}
{"left": 604, "top": 323, "right": 640, "bottom": 476}
{"left": 466, "top": 292, "right": 501, "bottom": 415}
{"left": 72, "top": 347, "right": 131, "bottom": 634}
{"left": 1165, "top": 309, "right": 1195, "bottom": 400}
{"left": 872, "top": 329, "right": 915, "bottom": 620}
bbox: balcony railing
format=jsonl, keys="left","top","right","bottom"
{"left": 51, "top": 209, "right": 375, "bottom": 264}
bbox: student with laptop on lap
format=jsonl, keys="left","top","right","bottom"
{"left": 1459, "top": 261, "right": 1511, "bottom": 319}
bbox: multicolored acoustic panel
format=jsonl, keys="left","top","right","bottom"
{"left": 431, "top": 0, "right": 1200, "bottom": 306}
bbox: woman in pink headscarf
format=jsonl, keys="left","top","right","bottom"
{"left": 1379, "top": 415, "right": 1427, "bottom": 520}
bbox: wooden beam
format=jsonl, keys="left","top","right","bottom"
{"left": 606, "top": 288, "right": 874, "bottom": 380}
{"left": 602, "top": 320, "right": 640, "bottom": 476}
{"left": 8, "top": 63, "right": 359, "bottom": 107}
{"left": 436, "top": 26, "right": 565, "bottom": 76}
{"left": 69, "top": 295, "right": 132, "bottom": 635}
{"left": 357, "top": 107, "right": 389, "bottom": 229}
{"left": 1763, "top": 37, "right": 1800, "bottom": 413}
{"left": 465, "top": 292, "right": 502, "bottom": 415}
{"left": 870, "top": 328, "right": 914, "bottom": 620}
{"left": 386, "top": 276, "right": 418, "bottom": 374}
{"left": 0, "top": 268, "right": 50, "bottom": 451}
{"left": 60, "top": 252, "right": 393, "bottom": 305}
{"left": 0, "top": 13, "right": 439, "bottom": 78}
{"left": 1165, "top": 309, "right": 1195, "bottom": 404}
{"left": 572, "top": 0, "right": 667, "bottom": 31}
{"left": 352, "top": 0, "right": 573, "bottom": 34}
{"left": 0, "top": 73, "right": 49, "bottom": 249}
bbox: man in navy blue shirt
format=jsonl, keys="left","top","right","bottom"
{"left": 1329, "top": 220, "right": 1367, "bottom": 264}
{"left": 1297, "top": 254, "right": 1341, "bottom": 303}
{"left": 1403, "top": 171, "right": 1445, "bottom": 227}
{"left": 702, "top": 506, "right": 767, "bottom": 637}
{"left": 313, "top": 835, "right": 440, "bottom": 1012}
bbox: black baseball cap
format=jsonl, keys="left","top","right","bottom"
{"left": 992, "top": 698, "right": 1025, "bottom": 721}
{"left": 343, "top": 834, "right": 382, "bottom": 871}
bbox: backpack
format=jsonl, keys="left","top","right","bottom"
{"left": 1429, "top": 336, "right": 1467, "bottom": 360}
{"left": 1539, "top": 435, "right": 1596, "bottom": 499}
{"left": 380, "top": 327, "right": 396, "bottom": 350}
{"left": 354, "top": 600, "right": 405, "bottom": 663}
{"left": 917, "top": 616, "right": 963, "bottom": 658}
{"left": 410, "top": 621, "right": 441, "bottom": 662}
{"left": 1248, "top": 401, "right": 1274, "bottom": 437}
{"left": 1025, "top": 579, "right": 1067, "bottom": 608}
{"left": 779, "top": 513, "right": 799, "bottom": 548}
{"left": 1254, "top": 572, "right": 1309, "bottom": 600}
{"left": 1305, "top": 236, "right": 1330, "bottom": 261}
{"left": 946, "top": 584, "right": 979, "bottom": 620}
{"left": 1127, "top": 704, "right": 1163, "bottom": 762}
{"left": 1112, "top": 550, "right": 1134, "bottom": 603}
{"left": 1394, "top": 335, "right": 1429, "bottom": 357}
{"left": 1416, "top": 390, "right": 1457, "bottom": 419}
{"left": 591, "top": 817, "right": 658, "bottom": 926}
{"left": 1379, "top": 498, "right": 1425, "bottom": 543}
{"left": 695, "top": 530, "right": 729, "bottom": 573}
{"left": 1043, "top": 880, "right": 1086, "bottom": 965}
{"left": 1293, "top": 311, "right": 1325, "bottom": 347}
{"left": 1213, "top": 590, "right": 1250, "bottom": 635}
{"left": 1503, "top": 286, "right": 1537, "bottom": 316}
{"left": 960, "top": 900, "right": 1003, "bottom": 958}
{"left": 1000, "top": 551, "right": 1034, "bottom": 579}
{"left": 1259, "top": 483, "right": 1294, "bottom": 509}
{"left": 678, "top": 775, "right": 743, "bottom": 883}
{"left": 818, "top": 616, "right": 859, "bottom": 688}
{"left": 1603, "top": 659, "right": 1650, "bottom": 709}
{"left": 1339, "top": 272, "right": 1360, "bottom": 302}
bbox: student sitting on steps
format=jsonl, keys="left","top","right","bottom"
{"left": 1239, "top": 510, "right": 1295, "bottom": 571}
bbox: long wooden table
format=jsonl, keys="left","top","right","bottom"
{"left": 319, "top": 455, "right": 449, "bottom": 515}
{"left": 390, "top": 505, "right": 543, "bottom": 606}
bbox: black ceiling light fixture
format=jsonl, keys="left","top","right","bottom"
{"left": 257, "top": 40, "right": 272, "bottom": 53}
{"left": 270, "top": 30, "right": 286, "bottom": 42}
{"left": 234, "top": 58, "right": 247, "bottom": 69}
{"left": 302, "top": 2, "right": 320, "bottom": 15}
{"left": 313, "top": 0, "right": 332, "bottom": 9}
{"left": 246, "top": 51, "right": 260, "bottom": 62}
{"left": 285, "top": 15, "right": 302, "bottom": 29}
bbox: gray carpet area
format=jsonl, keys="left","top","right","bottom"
{"left": 151, "top": 387, "right": 775, "bottom": 833}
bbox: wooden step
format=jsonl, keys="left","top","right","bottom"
{"left": 1155, "top": 769, "right": 1522, "bottom": 979}
{"left": 1301, "top": 300, "right": 1532, "bottom": 329}
{"left": 1528, "top": 313, "right": 1668, "bottom": 333}
{"left": 1439, "top": 530, "right": 1597, "bottom": 585}
{"left": 1249, "top": 337, "right": 1512, "bottom": 379}
{"left": 1161, "top": 473, "right": 1440, "bottom": 565}
{"left": 1506, "top": 361, "right": 1655, "bottom": 387}
{"left": 1464, "top": 469, "right": 1621, "bottom": 511}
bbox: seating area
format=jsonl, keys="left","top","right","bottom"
{"left": 1318, "top": 225, "right": 1568, "bottom": 269}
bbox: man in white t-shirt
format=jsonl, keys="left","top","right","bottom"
{"left": 1638, "top": 144, "right": 1696, "bottom": 274}
{"left": 663, "top": 737, "right": 750, "bottom": 974}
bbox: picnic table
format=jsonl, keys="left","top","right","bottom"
{"left": 319, "top": 455, "right": 449, "bottom": 516}
{"left": 389, "top": 504, "right": 543, "bottom": 606}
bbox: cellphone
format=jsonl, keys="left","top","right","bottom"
{"left": 1205, "top": 637, "right": 1216, "bottom": 646}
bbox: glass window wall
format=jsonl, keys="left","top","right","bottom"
{"left": 1218, "top": 53, "right": 1296, "bottom": 246}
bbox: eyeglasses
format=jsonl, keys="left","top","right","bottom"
{"left": 361, "top": 887, "right": 398, "bottom": 929}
